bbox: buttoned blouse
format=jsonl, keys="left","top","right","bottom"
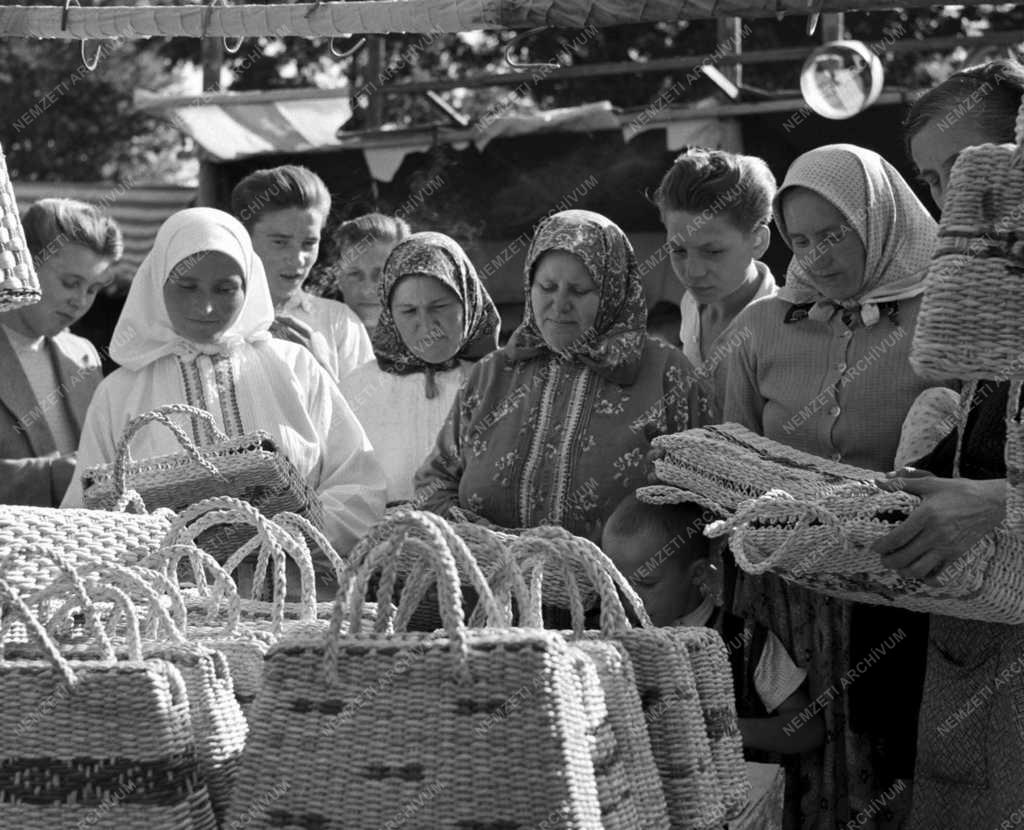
{"left": 723, "top": 295, "right": 935, "bottom": 472}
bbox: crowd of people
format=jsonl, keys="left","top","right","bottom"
{"left": 3, "top": 58, "right": 1023, "bottom": 829}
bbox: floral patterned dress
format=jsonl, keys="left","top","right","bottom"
{"left": 414, "top": 209, "right": 715, "bottom": 539}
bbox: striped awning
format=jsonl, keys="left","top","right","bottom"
{"left": 135, "top": 86, "right": 353, "bottom": 162}
{"left": 12, "top": 182, "right": 196, "bottom": 284}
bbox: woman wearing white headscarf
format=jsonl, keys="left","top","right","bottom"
{"left": 62, "top": 208, "right": 387, "bottom": 557}
{"left": 722, "top": 145, "right": 945, "bottom": 829}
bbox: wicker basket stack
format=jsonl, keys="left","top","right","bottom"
{"left": 0, "top": 141, "right": 40, "bottom": 312}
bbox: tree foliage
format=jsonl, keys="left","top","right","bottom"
{"left": 0, "top": 3, "right": 1021, "bottom": 182}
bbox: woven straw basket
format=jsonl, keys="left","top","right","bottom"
{"left": 501, "top": 529, "right": 735, "bottom": 829}
{"left": 5, "top": 546, "right": 249, "bottom": 825}
{"left": 0, "top": 502, "right": 174, "bottom": 595}
{"left": 708, "top": 485, "right": 1024, "bottom": 623}
{"left": 227, "top": 511, "right": 606, "bottom": 829}
{"left": 0, "top": 142, "right": 40, "bottom": 312}
{"left": 910, "top": 95, "right": 1024, "bottom": 382}
{"left": 0, "top": 560, "right": 218, "bottom": 829}
{"left": 82, "top": 404, "right": 324, "bottom": 558}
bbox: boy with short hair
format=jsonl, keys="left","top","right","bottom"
{"left": 601, "top": 493, "right": 824, "bottom": 756}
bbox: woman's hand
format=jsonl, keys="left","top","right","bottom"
{"left": 270, "top": 314, "right": 334, "bottom": 375}
{"left": 872, "top": 474, "right": 1008, "bottom": 582}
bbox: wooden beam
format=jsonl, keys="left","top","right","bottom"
{"left": 0, "top": 2, "right": 980, "bottom": 39}
{"left": 716, "top": 17, "right": 744, "bottom": 87}
{"left": 371, "top": 30, "right": 1024, "bottom": 94}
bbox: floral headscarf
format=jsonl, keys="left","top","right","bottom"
{"left": 505, "top": 210, "right": 648, "bottom": 386}
{"left": 773, "top": 144, "right": 938, "bottom": 327}
{"left": 372, "top": 231, "right": 500, "bottom": 398}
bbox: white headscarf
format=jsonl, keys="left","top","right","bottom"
{"left": 110, "top": 207, "right": 274, "bottom": 370}
{"left": 773, "top": 144, "right": 938, "bottom": 326}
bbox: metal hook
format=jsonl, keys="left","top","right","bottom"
{"left": 330, "top": 36, "right": 367, "bottom": 59}
{"left": 504, "top": 27, "right": 567, "bottom": 70}
{"left": 203, "top": 0, "right": 244, "bottom": 55}
{"left": 64, "top": 0, "right": 102, "bottom": 71}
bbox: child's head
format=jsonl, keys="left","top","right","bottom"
{"left": 12, "top": 198, "right": 122, "bottom": 337}
{"left": 328, "top": 212, "right": 410, "bottom": 330}
{"left": 653, "top": 148, "right": 775, "bottom": 306}
{"left": 230, "top": 165, "right": 331, "bottom": 309}
{"left": 601, "top": 493, "right": 711, "bottom": 626}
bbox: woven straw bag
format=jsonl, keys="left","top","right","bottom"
{"left": 8, "top": 546, "right": 248, "bottom": 824}
{"left": 910, "top": 98, "right": 1024, "bottom": 382}
{"left": 154, "top": 499, "right": 361, "bottom": 713}
{"left": 638, "top": 423, "right": 877, "bottom": 517}
{"left": 0, "top": 502, "right": 174, "bottom": 595}
{"left": 226, "top": 510, "right": 606, "bottom": 829}
{"left": 81, "top": 404, "right": 325, "bottom": 556}
{"left": 0, "top": 142, "right": 40, "bottom": 312}
{"left": 504, "top": 527, "right": 733, "bottom": 829}
{"left": 0, "top": 557, "right": 218, "bottom": 830}
{"left": 707, "top": 484, "right": 1024, "bottom": 623}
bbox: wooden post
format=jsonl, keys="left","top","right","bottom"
{"left": 821, "top": 13, "right": 844, "bottom": 42}
{"left": 365, "top": 34, "right": 386, "bottom": 128}
{"left": 716, "top": 17, "right": 743, "bottom": 87}
{"left": 198, "top": 37, "right": 223, "bottom": 207}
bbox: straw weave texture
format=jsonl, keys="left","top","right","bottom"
{"left": 0, "top": 142, "right": 39, "bottom": 312}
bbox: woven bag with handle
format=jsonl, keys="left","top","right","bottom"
{"left": 81, "top": 404, "right": 325, "bottom": 557}
{"left": 0, "top": 547, "right": 218, "bottom": 830}
{"left": 0, "top": 141, "right": 40, "bottom": 312}
{"left": 226, "top": 508, "right": 606, "bottom": 829}
{"left": 503, "top": 526, "right": 743, "bottom": 829}
{"left": 6, "top": 545, "right": 248, "bottom": 825}
{"left": 708, "top": 484, "right": 1024, "bottom": 623}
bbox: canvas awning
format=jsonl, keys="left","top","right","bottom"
{"left": 137, "top": 88, "right": 742, "bottom": 181}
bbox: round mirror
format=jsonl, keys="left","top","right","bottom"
{"left": 799, "top": 40, "right": 884, "bottom": 120}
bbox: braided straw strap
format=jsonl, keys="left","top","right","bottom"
{"left": 227, "top": 515, "right": 605, "bottom": 828}
{"left": 0, "top": 141, "right": 40, "bottom": 312}
{"left": 508, "top": 532, "right": 730, "bottom": 829}
{"left": 0, "top": 555, "right": 219, "bottom": 830}
{"left": 912, "top": 86, "right": 1024, "bottom": 381}
{"left": 707, "top": 485, "right": 1024, "bottom": 622}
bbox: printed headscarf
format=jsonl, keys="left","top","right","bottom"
{"left": 505, "top": 210, "right": 648, "bottom": 386}
{"left": 773, "top": 144, "right": 938, "bottom": 326}
{"left": 372, "top": 231, "right": 500, "bottom": 398}
{"left": 110, "top": 207, "right": 273, "bottom": 371}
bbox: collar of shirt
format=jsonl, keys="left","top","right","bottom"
{"left": 281, "top": 291, "right": 314, "bottom": 315}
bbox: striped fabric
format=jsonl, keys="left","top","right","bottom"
{"left": 12, "top": 182, "right": 194, "bottom": 283}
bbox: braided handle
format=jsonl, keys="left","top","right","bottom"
{"left": 273, "top": 511, "right": 346, "bottom": 584}
{"left": 142, "top": 544, "right": 242, "bottom": 633}
{"left": 0, "top": 576, "right": 78, "bottom": 687}
{"left": 0, "top": 545, "right": 117, "bottom": 661}
{"left": 512, "top": 526, "right": 653, "bottom": 633}
{"left": 1015, "top": 93, "right": 1024, "bottom": 162}
{"left": 706, "top": 490, "right": 848, "bottom": 576}
{"left": 113, "top": 404, "right": 228, "bottom": 499}
{"left": 330, "top": 509, "right": 503, "bottom": 680}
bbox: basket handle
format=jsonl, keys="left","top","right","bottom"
{"left": 273, "top": 511, "right": 347, "bottom": 584}
{"left": 510, "top": 526, "right": 653, "bottom": 633}
{"left": 0, "top": 576, "right": 78, "bottom": 687}
{"left": 167, "top": 497, "right": 318, "bottom": 630}
{"left": 330, "top": 509, "right": 503, "bottom": 679}
{"left": 705, "top": 490, "right": 847, "bottom": 575}
{"left": 113, "top": 404, "right": 229, "bottom": 500}
{"left": 142, "top": 543, "right": 242, "bottom": 633}
{"left": 0, "top": 545, "right": 118, "bottom": 661}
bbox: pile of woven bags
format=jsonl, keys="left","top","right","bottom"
{"left": 0, "top": 496, "right": 751, "bottom": 829}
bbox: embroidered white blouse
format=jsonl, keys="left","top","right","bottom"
{"left": 62, "top": 339, "right": 387, "bottom": 556}
{"left": 339, "top": 361, "right": 467, "bottom": 503}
